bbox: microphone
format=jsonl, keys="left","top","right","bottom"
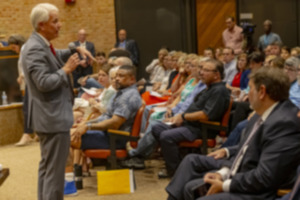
{"left": 68, "top": 42, "right": 77, "bottom": 54}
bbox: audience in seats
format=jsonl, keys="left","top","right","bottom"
{"left": 121, "top": 57, "right": 207, "bottom": 169}
{"left": 141, "top": 52, "right": 183, "bottom": 105}
{"left": 151, "top": 59, "right": 230, "bottom": 178}
{"left": 77, "top": 56, "right": 132, "bottom": 96}
{"left": 73, "top": 65, "right": 117, "bottom": 123}
{"left": 146, "top": 48, "right": 169, "bottom": 84}
{"left": 72, "top": 29, "right": 96, "bottom": 88}
{"left": 222, "top": 16, "right": 243, "bottom": 55}
{"left": 257, "top": 19, "right": 282, "bottom": 51}
{"left": 166, "top": 67, "right": 300, "bottom": 200}
{"left": 222, "top": 47, "right": 238, "bottom": 85}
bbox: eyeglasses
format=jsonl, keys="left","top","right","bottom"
{"left": 202, "top": 68, "right": 217, "bottom": 73}
{"left": 284, "top": 66, "right": 297, "bottom": 72}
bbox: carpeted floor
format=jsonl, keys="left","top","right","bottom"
{"left": 0, "top": 142, "right": 169, "bottom": 200}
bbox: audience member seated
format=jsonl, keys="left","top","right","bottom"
{"left": 121, "top": 58, "right": 207, "bottom": 169}
{"left": 222, "top": 47, "right": 238, "bottom": 85}
{"left": 215, "top": 47, "right": 224, "bottom": 62}
{"left": 283, "top": 56, "right": 300, "bottom": 108}
{"left": 270, "top": 41, "right": 282, "bottom": 56}
{"left": 77, "top": 56, "right": 132, "bottom": 96}
{"left": 145, "top": 48, "right": 169, "bottom": 84}
{"left": 73, "top": 65, "right": 117, "bottom": 122}
{"left": 291, "top": 46, "right": 300, "bottom": 57}
{"left": 151, "top": 59, "right": 230, "bottom": 178}
{"left": 203, "top": 47, "right": 215, "bottom": 59}
{"left": 141, "top": 52, "right": 181, "bottom": 105}
{"left": 280, "top": 46, "right": 291, "bottom": 60}
{"left": 226, "top": 53, "right": 249, "bottom": 98}
{"left": 167, "top": 67, "right": 300, "bottom": 200}
{"left": 269, "top": 56, "right": 285, "bottom": 69}
{"left": 93, "top": 51, "right": 107, "bottom": 72}
{"left": 64, "top": 65, "right": 142, "bottom": 194}
{"left": 149, "top": 57, "right": 201, "bottom": 122}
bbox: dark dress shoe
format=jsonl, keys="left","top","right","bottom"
{"left": 121, "top": 157, "right": 145, "bottom": 169}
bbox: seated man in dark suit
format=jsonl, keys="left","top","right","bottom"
{"left": 189, "top": 67, "right": 300, "bottom": 200}
{"left": 152, "top": 59, "right": 231, "bottom": 178}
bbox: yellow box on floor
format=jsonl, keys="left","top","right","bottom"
{"left": 97, "top": 169, "right": 135, "bottom": 195}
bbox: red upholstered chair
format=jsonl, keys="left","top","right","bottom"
{"left": 179, "top": 97, "right": 233, "bottom": 154}
{"left": 84, "top": 102, "right": 146, "bottom": 169}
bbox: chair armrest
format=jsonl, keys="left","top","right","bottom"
{"left": 108, "top": 129, "right": 130, "bottom": 136}
{"left": 199, "top": 120, "right": 221, "bottom": 126}
{"left": 277, "top": 189, "right": 291, "bottom": 197}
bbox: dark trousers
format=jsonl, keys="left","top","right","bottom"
{"left": 152, "top": 122, "right": 197, "bottom": 172}
{"left": 166, "top": 154, "right": 225, "bottom": 200}
{"left": 37, "top": 132, "right": 70, "bottom": 200}
{"left": 23, "top": 87, "right": 33, "bottom": 134}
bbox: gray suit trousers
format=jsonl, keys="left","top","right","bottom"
{"left": 37, "top": 132, "right": 70, "bottom": 200}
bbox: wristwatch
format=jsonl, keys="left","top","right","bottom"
{"left": 181, "top": 113, "right": 186, "bottom": 121}
{"left": 86, "top": 123, "right": 92, "bottom": 130}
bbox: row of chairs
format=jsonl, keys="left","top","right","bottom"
{"left": 84, "top": 97, "right": 233, "bottom": 169}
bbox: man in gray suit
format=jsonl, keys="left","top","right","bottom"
{"left": 21, "top": 3, "right": 94, "bottom": 200}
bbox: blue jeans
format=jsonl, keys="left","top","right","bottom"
{"left": 128, "top": 120, "right": 161, "bottom": 158}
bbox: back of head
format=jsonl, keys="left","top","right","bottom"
{"left": 8, "top": 34, "right": 26, "bottom": 47}
{"left": 249, "top": 67, "right": 290, "bottom": 101}
{"left": 30, "top": 3, "right": 58, "bottom": 31}
{"left": 115, "top": 56, "right": 133, "bottom": 66}
{"left": 248, "top": 51, "right": 265, "bottom": 63}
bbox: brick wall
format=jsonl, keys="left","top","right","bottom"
{"left": 0, "top": 0, "right": 116, "bottom": 55}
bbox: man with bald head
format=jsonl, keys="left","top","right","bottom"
{"left": 257, "top": 20, "right": 282, "bottom": 51}
{"left": 73, "top": 28, "right": 96, "bottom": 87}
{"left": 114, "top": 29, "right": 139, "bottom": 66}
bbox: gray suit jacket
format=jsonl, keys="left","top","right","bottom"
{"left": 21, "top": 32, "right": 74, "bottom": 133}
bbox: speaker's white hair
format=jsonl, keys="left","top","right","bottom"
{"left": 30, "top": 3, "right": 58, "bottom": 31}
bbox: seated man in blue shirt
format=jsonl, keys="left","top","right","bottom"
{"left": 64, "top": 65, "right": 142, "bottom": 195}
{"left": 283, "top": 56, "right": 300, "bottom": 108}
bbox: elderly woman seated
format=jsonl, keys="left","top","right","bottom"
{"left": 73, "top": 65, "right": 117, "bottom": 123}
